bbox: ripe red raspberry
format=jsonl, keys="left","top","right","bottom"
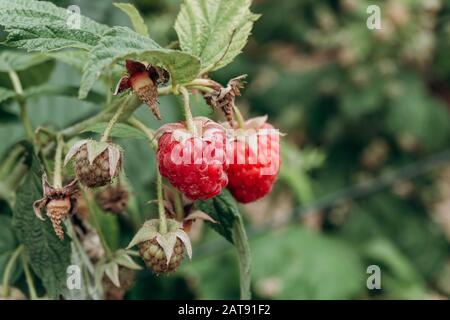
{"left": 156, "top": 117, "right": 228, "bottom": 200}
{"left": 226, "top": 116, "right": 281, "bottom": 203}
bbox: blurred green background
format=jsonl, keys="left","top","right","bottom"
{"left": 1, "top": 0, "right": 450, "bottom": 300}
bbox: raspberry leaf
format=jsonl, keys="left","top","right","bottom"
{"left": 12, "top": 142, "right": 71, "bottom": 299}
{"left": 78, "top": 26, "right": 200, "bottom": 99}
{"left": 196, "top": 189, "right": 251, "bottom": 299}
{"left": 0, "top": 0, "right": 109, "bottom": 51}
{"left": 82, "top": 123, "right": 147, "bottom": 140}
{"left": 0, "top": 51, "right": 51, "bottom": 72}
{"left": 174, "top": 0, "right": 260, "bottom": 72}
{"left": 113, "top": 3, "right": 149, "bottom": 37}
{"left": 0, "top": 88, "right": 16, "bottom": 104}
{"left": 196, "top": 189, "right": 240, "bottom": 244}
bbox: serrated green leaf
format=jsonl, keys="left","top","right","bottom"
{"left": 0, "top": 0, "right": 109, "bottom": 51}
{"left": 0, "top": 87, "right": 16, "bottom": 104}
{"left": 82, "top": 122, "right": 147, "bottom": 140}
{"left": 196, "top": 189, "right": 240, "bottom": 244}
{"left": 78, "top": 26, "right": 200, "bottom": 99}
{"left": 45, "top": 50, "right": 89, "bottom": 71}
{"left": 0, "top": 51, "right": 51, "bottom": 72}
{"left": 175, "top": 0, "right": 259, "bottom": 72}
{"left": 22, "top": 84, "right": 105, "bottom": 104}
{"left": 113, "top": 3, "right": 149, "bottom": 37}
{"left": 12, "top": 144, "right": 71, "bottom": 299}
{"left": 0, "top": 109, "right": 19, "bottom": 124}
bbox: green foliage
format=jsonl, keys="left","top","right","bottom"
{"left": 83, "top": 122, "right": 147, "bottom": 140}
{"left": 175, "top": 0, "right": 259, "bottom": 72}
{"left": 113, "top": 3, "right": 149, "bottom": 37}
{"left": 251, "top": 226, "right": 366, "bottom": 299}
{"left": 12, "top": 144, "right": 71, "bottom": 298}
{"left": 0, "top": 51, "right": 51, "bottom": 72}
{"left": 0, "top": 0, "right": 109, "bottom": 51}
{"left": 0, "top": 215, "right": 21, "bottom": 284}
{"left": 79, "top": 26, "right": 201, "bottom": 99}
{"left": 196, "top": 190, "right": 241, "bottom": 244}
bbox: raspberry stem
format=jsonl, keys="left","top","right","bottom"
{"left": 101, "top": 96, "right": 129, "bottom": 142}
{"left": 232, "top": 215, "right": 252, "bottom": 300}
{"left": 53, "top": 134, "right": 64, "bottom": 189}
{"left": 8, "top": 70, "right": 35, "bottom": 144}
{"left": 127, "top": 117, "right": 157, "bottom": 149}
{"left": 179, "top": 86, "right": 197, "bottom": 135}
{"left": 156, "top": 168, "right": 168, "bottom": 234}
{"left": 21, "top": 252, "right": 38, "bottom": 300}
{"left": 2, "top": 244, "right": 24, "bottom": 298}
{"left": 233, "top": 105, "right": 246, "bottom": 129}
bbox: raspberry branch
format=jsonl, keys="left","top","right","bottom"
{"left": 156, "top": 168, "right": 168, "bottom": 234}
{"left": 53, "top": 134, "right": 64, "bottom": 189}
{"left": 179, "top": 86, "right": 197, "bottom": 135}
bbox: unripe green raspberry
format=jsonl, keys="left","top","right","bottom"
{"left": 65, "top": 140, "right": 123, "bottom": 188}
{"left": 139, "top": 238, "right": 185, "bottom": 274}
{"left": 127, "top": 219, "right": 192, "bottom": 275}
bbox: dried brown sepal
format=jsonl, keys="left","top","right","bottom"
{"left": 204, "top": 75, "right": 247, "bottom": 123}
{"left": 113, "top": 59, "right": 170, "bottom": 120}
{"left": 32, "top": 174, "right": 79, "bottom": 240}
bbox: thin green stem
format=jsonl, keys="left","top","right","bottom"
{"left": 0, "top": 145, "right": 24, "bottom": 179}
{"left": 9, "top": 70, "right": 34, "bottom": 142}
{"left": 83, "top": 188, "right": 113, "bottom": 258}
{"left": 21, "top": 253, "right": 38, "bottom": 300}
{"left": 100, "top": 96, "right": 129, "bottom": 142}
{"left": 233, "top": 105, "right": 246, "bottom": 129}
{"left": 156, "top": 168, "right": 167, "bottom": 234}
{"left": 127, "top": 117, "right": 157, "bottom": 150}
{"left": 232, "top": 215, "right": 252, "bottom": 300}
{"left": 179, "top": 86, "right": 196, "bottom": 135}
{"left": 172, "top": 187, "right": 184, "bottom": 222}
{"left": 53, "top": 134, "right": 64, "bottom": 189}
{"left": 2, "top": 245, "right": 24, "bottom": 298}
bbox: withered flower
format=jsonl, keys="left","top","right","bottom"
{"left": 96, "top": 185, "right": 129, "bottom": 214}
{"left": 114, "top": 59, "right": 170, "bottom": 120}
{"left": 33, "top": 174, "right": 78, "bottom": 240}
{"left": 204, "top": 75, "right": 247, "bottom": 123}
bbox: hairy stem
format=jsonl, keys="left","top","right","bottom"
{"left": 127, "top": 117, "right": 157, "bottom": 149}
{"left": 0, "top": 145, "right": 24, "bottom": 179}
{"left": 83, "top": 188, "right": 113, "bottom": 258}
{"left": 2, "top": 245, "right": 24, "bottom": 298}
{"left": 172, "top": 187, "right": 184, "bottom": 222}
{"left": 8, "top": 71, "right": 34, "bottom": 142}
{"left": 53, "top": 134, "right": 64, "bottom": 189}
{"left": 232, "top": 215, "right": 252, "bottom": 300}
{"left": 233, "top": 105, "right": 246, "bottom": 129}
{"left": 156, "top": 168, "right": 167, "bottom": 234}
{"left": 179, "top": 86, "right": 196, "bottom": 135}
{"left": 21, "top": 253, "right": 38, "bottom": 300}
{"left": 100, "top": 96, "right": 129, "bottom": 142}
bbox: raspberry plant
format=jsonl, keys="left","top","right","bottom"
{"left": 0, "top": 0, "right": 281, "bottom": 300}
